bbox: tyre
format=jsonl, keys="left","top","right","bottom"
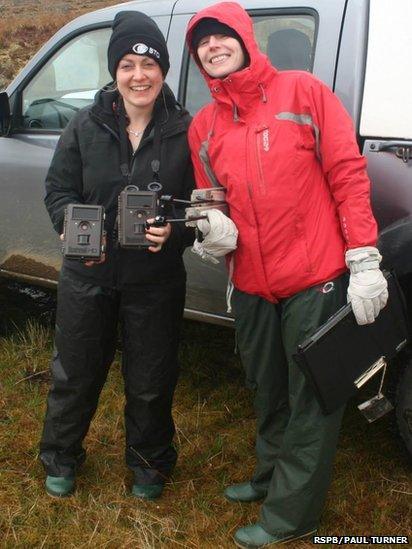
{"left": 396, "top": 357, "right": 412, "bottom": 460}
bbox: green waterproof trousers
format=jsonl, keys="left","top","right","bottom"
{"left": 232, "top": 274, "right": 348, "bottom": 536}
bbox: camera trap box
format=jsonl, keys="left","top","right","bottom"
{"left": 62, "top": 204, "right": 105, "bottom": 260}
{"left": 118, "top": 186, "right": 158, "bottom": 249}
{"left": 185, "top": 188, "right": 228, "bottom": 226}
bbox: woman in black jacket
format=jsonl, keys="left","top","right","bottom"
{"left": 40, "top": 10, "right": 194, "bottom": 500}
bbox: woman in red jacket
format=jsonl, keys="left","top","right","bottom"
{"left": 186, "top": 2, "right": 388, "bottom": 547}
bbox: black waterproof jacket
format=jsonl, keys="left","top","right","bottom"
{"left": 45, "top": 84, "right": 194, "bottom": 287}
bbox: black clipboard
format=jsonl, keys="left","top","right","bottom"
{"left": 293, "top": 272, "right": 409, "bottom": 414}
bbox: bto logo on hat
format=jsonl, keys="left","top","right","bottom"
{"left": 107, "top": 11, "right": 170, "bottom": 77}
{"left": 132, "top": 43, "right": 161, "bottom": 59}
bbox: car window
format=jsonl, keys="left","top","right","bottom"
{"left": 184, "top": 13, "right": 316, "bottom": 115}
{"left": 21, "top": 28, "right": 111, "bottom": 130}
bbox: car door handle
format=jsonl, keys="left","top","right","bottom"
{"left": 369, "top": 141, "right": 412, "bottom": 163}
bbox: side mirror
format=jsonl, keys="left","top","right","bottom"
{"left": 0, "top": 91, "right": 11, "bottom": 136}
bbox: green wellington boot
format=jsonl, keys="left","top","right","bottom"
{"left": 45, "top": 475, "right": 75, "bottom": 498}
{"left": 234, "top": 524, "right": 317, "bottom": 548}
{"left": 224, "top": 482, "right": 266, "bottom": 503}
{"left": 131, "top": 483, "right": 164, "bottom": 500}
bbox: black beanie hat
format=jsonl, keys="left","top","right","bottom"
{"left": 190, "top": 17, "right": 245, "bottom": 52}
{"left": 107, "top": 11, "right": 170, "bottom": 78}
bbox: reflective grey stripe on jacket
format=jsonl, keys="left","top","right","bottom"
{"left": 275, "top": 112, "right": 321, "bottom": 160}
{"left": 199, "top": 140, "right": 222, "bottom": 188}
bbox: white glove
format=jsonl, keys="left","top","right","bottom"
{"left": 191, "top": 209, "right": 238, "bottom": 263}
{"left": 346, "top": 246, "right": 388, "bottom": 325}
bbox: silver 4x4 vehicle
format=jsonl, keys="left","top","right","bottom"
{"left": 0, "top": 0, "right": 411, "bottom": 456}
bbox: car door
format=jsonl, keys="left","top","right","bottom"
{"left": 0, "top": 24, "right": 112, "bottom": 284}
{"left": 359, "top": 0, "right": 412, "bottom": 276}
{"left": 167, "top": 0, "right": 347, "bottom": 321}
{"left": 0, "top": 10, "right": 171, "bottom": 286}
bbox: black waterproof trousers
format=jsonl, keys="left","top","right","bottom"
{"left": 232, "top": 274, "right": 348, "bottom": 536}
{"left": 40, "top": 269, "right": 185, "bottom": 484}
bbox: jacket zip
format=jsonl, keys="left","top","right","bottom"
{"left": 100, "top": 120, "right": 148, "bottom": 187}
{"left": 255, "top": 128, "right": 267, "bottom": 195}
{"left": 128, "top": 124, "right": 187, "bottom": 185}
{"left": 93, "top": 111, "right": 187, "bottom": 142}
{"left": 95, "top": 111, "right": 189, "bottom": 204}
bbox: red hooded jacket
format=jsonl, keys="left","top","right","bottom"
{"left": 187, "top": 2, "right": 377, "bottom": 302}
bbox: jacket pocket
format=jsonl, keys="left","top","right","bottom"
{"left": 297, "top": 124, "right": 316, "bottom": 150}
{"left": 294, "top": 212, "right": 314, "bottom": 274}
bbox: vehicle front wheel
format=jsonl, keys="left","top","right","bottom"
{"left": 396, "top": 357, "right": 412, "bottom": 461}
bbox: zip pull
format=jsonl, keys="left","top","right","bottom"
{"left": 151, "top": 159, "right": 160, "bottom": 182}
{"left": 120, "top": 163, "right": 129, "bottom": 179}
{"left": 233, "top": 104, "right": 239, "bottom": 123}
{"left": 255, "top": 124, "right": 269, "bottom": 133}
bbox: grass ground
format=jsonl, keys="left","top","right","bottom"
{"left": 0, "top": 282, "right": 411, "bottom": 548}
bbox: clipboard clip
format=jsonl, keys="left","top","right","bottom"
{"left": 355, "top": 356, "right": 394, "bottom": 422}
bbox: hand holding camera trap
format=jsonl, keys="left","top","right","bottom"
{"left": 118, "top": 185, "right": 229, "bottom": 249}
{"left": 184, "top": 188, "right": 229, "bottom": 225}
{"left": 118, "top": 183, "right": 165, "bottom": 249}
{"left": 62, "top": 204, "right": 106, "bottom": 261}
{"left": 183, "top": 188, "right": 238, "bottom": 262}
{"left": 62, "top": 186, "right": 230, "bottom": 258}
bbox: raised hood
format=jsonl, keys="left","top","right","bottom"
{"left": 186, "top": 1, "right": 276, "bottom": 95}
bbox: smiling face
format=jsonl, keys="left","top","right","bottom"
{"left": 116, "top": 53, "right": 164, "bottom": 114}
{"left": 196, "top": 34, "right": 246, "bottom": 79}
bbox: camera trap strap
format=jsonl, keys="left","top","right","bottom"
{"left": 114, "top": 99, "right": 164, "bottom": 244}
{"left": 117, "top": 98, "right": 130, "bottom": 183}
{"left": 118, "top": 98, "right": 162, "bottom": 186}
{"left": 151, "top": 118, "right": 161, "bottom": 183}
